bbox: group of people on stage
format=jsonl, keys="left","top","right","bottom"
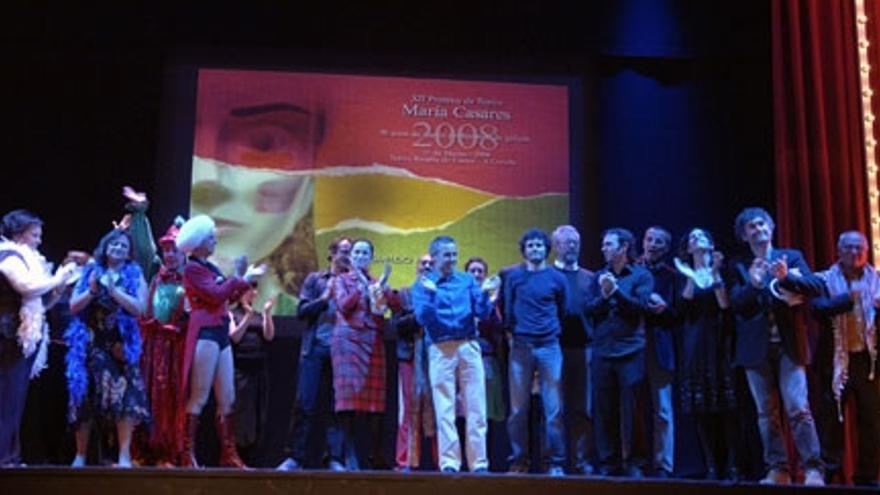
{"left": 0, "top": 195, "right": 878, "bottom": 487}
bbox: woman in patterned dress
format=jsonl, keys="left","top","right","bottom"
{"left": 66, "top": 228, "right": 149, "bottom": 468}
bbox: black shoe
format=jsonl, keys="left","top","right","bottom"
{"left": 574, "top": 462, "right": 595, "bottom": 476}
{"left": 442, "top": 466, "right": 458, "bottom": 473}
{"left": 473, "top": 467, "right": 489, "bottom": 474}
{"left": 594, "top": 465, "right": 614, "bottom": 477}
{"left": 624, "top": 465, "right": 643, "bottom": 479}
{"left": 853, "top": 478, "right": 879, "bottom": 488}
{"left": 723, "top": 466, "right": 740, "bottom": 482}
{"left": 506, "top": 462, "right": 529, "bottom": 474}
{"left": 653, "top": 469, "right": 672, "bottom": 479}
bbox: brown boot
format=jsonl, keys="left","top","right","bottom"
{"left": 216, "top": 414, "right": 249, "bottom": 469}
{"left": 179, "top": 414, "right": 200, "bottom": 468}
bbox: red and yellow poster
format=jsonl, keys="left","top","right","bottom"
{"left": 192, "top": 69, "right": 570, "bottom": 314}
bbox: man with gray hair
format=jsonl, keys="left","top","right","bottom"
{"left": 812, "top": 231, "right": 880, "bottom": 486}
{"left": 551, "top": 225, "right": 595, "bottom": 474}
{"left": 412, "top": 235, "right": 499, "bottom": 473}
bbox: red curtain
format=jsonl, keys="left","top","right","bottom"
{"left": 773, "top": 0, "right": 867, "bottom": 270}
{"left": 772, "top": 0, "right": 872, "bottom": 484}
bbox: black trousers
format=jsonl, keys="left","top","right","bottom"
{"left": 288, "top": 343, "right": 344, "bottom": 466}
{"left": 0, "top": 348, "right": 35, "bottom": 465}
{"left": 817, "top": 351, "right": 880, "bottom": 485}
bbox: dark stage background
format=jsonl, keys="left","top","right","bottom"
{"left": 2, "top": 1, "right": 773, "bottom": 477}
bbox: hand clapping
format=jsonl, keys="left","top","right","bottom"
{"left": 748, "top": 258, "right": 768, "bottom": 288}
{"left": 599, "top": 272, "right": 617, "bottom": 297}
{"left": 263, "top": 294, "right": 277, "bottom": 313}
{"left": 769, "top": 254, "right": 788, "bottom": 280}
{"left": 711, "top": 251, "right": 724, "bottom": 274}
{"left": 421, "top": 275, "right": 438, "bottom": 293}
{"left": 647, "top": 293, "right": 666, "bottom": 314}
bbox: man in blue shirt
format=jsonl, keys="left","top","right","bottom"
{"left": 412, "top": 235, "right": 498, "bottom": 473}
{"left": 503, "top": 228, "right": 569, "bottom": 475}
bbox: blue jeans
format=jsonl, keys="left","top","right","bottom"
{"left": 744, "top": 343, "right": 822, "bottom": 473}
{"left": 288, "top": 343, "right": 344, "bottom": 466}
{"left": 646, "top": 348, "right": 674, "bottom": 473}
{"left": 592, "top": 350, "right": 645, "bottom": 473}
{"left": 562, "top": 346, "right": 594, "bottom": 469}
{"left": 507, "top": 338, "right": 565, "bottom": 468}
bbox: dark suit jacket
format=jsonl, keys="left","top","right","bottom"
{"left": 642, "top": 261, "right": 677, "bottom": 372}
{"left": 729, "top": 247, "right": 823, "bottom": 367}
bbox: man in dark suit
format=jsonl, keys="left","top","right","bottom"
{"left": 728, "top": 207, "right": 824, "bottom": 486}
{"left": 638, "top": 226, "right": 677, "bottom": 478}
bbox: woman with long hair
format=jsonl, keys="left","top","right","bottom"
{"left": 674, "top": 228, "right": 738, "bottom": 480}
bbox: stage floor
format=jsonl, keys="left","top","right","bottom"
{"left": 0, "top": 467, "right": 874, "bottom": 495}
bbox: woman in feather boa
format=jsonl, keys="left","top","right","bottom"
{"left": 0, "top": 209, "right": 77, "bottom": 466}
{"left": 65, "top": 228, "right": 148, "bottom": 468}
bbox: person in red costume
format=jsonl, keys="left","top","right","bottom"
{"left": 331, "top": 238, "right": 398, "bottom": 469}
{"left": 175, "top": 215, "right": 266, "bottom": 468}
{"left": 136, "top": 219, "right": 188, "bottom": 466}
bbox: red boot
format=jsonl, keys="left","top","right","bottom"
{"left": 179, "top": 414, "right": 200, "bottom": 468}
{"left": 216, "top": 414, "right": 249, "bottom": 469}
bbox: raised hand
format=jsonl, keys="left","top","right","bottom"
{"left": 263, "top": 294, "right": 277, "bottom": 313}
{"left": 122, "top": 186, "right": 148, "bottom": 204}
{"left": 379, "top": 261, "right": 392, "bottom": 287}
{"left": 112, "top": 213, "right": 132, "bottom": 231}
{"left": 244, "top": 263, "right": 268, "bottom": 284}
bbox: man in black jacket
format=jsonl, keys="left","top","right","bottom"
{"left": 586, "top": 228, "right": 653, "bottom": 477}
{"left": 277, "top": 237, "right": 351, "bottom": 471}
{"left": 728, "top": 207, "right": 823, "bottom": 486}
